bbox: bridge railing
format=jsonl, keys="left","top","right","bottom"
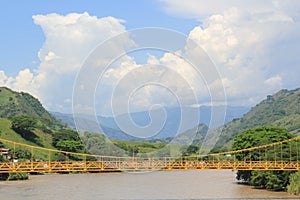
{"left": 0, "top": 135, "right": 300, "bottom": 172}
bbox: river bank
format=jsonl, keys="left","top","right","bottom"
{"left": 0, "top": 170, "right": 296, "bottom": 199}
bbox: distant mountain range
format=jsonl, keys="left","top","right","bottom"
{"left": 51, "top": 105, "right": 249, "bottom": 140}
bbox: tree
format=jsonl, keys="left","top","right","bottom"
{"left": 11, "top": 115, "right": 37, "bottom": 138}
{"left": 182, "top": 145, "right": 199, "bottom": 156}
{"left": 52, "top": 129, "right": 87, "bottom": 156}
{"left": 0, "top": 155, "right": 6, "bottom": 162}
{"left": 13, "top": 149, "right": 32, "bottom": 160}
{"left": 250, "top": 171, "right": 268, "bottom": 188}
{"left": 265, "top": 171, "right": 291, "bottom": 191}
{"left": 233, "top": 126, "right": 293, "bottom": 162}
{"left": 127, "top": 145, "right": 139, "bottom": 157}
{"left": 209, "top": 146, "right": 229, "bottom": 154}
{"left": 56, "top": 140, "right": 85, "bottom": 152}
{"left": 288, "top": 171, "right": 300, "bottom": 195}
{"left": 232, "top": 126, "right": 294, "bottom": 190}
{"left": 52, "top": 129, "right": 81, "bottom": 147}
{"left": 81, "top": 132, "right": 106, "bottom": 151}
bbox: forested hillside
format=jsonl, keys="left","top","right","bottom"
{"left": 0, "top": 87, "right": 66, "bottom": 129}
{"left": 215, "top": 88, "right": 300, "bottom": 148}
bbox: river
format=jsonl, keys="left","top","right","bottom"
{"left": 0, "top": 170, "right": 297, "bottom": 199}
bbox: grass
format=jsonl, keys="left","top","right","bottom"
{"left": 0, "top": 118, "right": 56, "bottom": 160}
{"left": 0, "top": 87, "right": 15, "bottom": 104}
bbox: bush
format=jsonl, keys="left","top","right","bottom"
{"left": 8, "top": 172, "right": 29, "bottom": 180}
{"left": 288, "top": 171, "right": 300, "bottom": 195}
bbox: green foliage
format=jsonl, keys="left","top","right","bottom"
{"left": 54, "top": 153, "right": 67, "bottom": 162}
{"left": 80, "top": 131, "right": 106, "bottom": 151}
{"left": 79, "top": 133, "right": 174, "bottom": 157}
{"left": 52, "top": 129, "right": 87, "bottom": 157}
{"left": 264, "top": 171, "right": 291, "bottom": 191}
{"left": 13, "top": 149, "right": 32, "bottom": 160}
{"left": 251, "top": 171, "right": 291, "bottom": 191}
{"left": 217, "top": 88, "right": 300, "bottom": 148}
{"left": 0, "top": 87, "right": 66, "bottom": 129}
{"left": 210, "top": 146, "right": 229, "bottom": 153}
{"left": 8, "top": 172, "right": 28, "bottom": 180}
{"left": 112, "top": 140, "right": 167, "bottom": 156}
{"left": 182, "top": 145, "right": 199, "bottom": 156}
{"left": 151, "top": 145, "right": 171, "bottom": 157}
{"left": 250, "top": 171, "right": 268, "bottom": 188}
{"left": 236, "top": 170, "right": 252, "bottom": 183}
{"left": 0, "top": 155, "right": 6, "bottom": 162}
{"left": 113, "top": 141, "right": 139, "bottom": 156}
{"left": 52, "top": 129, "right": 81, "bottom": 147}
{"left": 127, "top": 145, "right": 139, "bottom": 156}
{"left": 169, "top": 124, "right": 208, "bottom": 146}
{"left": 232, "top": 126, "right": 293, "bottom": 161}
{"left": 11, "top": 115, "right": 37, "bottom": 136}
{"left": 0, "top": 118, "right": 54, "bottom": 160}
{"left": 232, "top": 126, "right": 294, "bottom": 191}
{"left": 80, "top": 132, "right": 113, "bottom": 155}
{"left": 56, "top": 140, "right": 85, "bottom": 152}
{"left": 288, "top": 171, "right": 300, "bottom": 195}
{"left": 11, "top": 115, "right": 43, "bottom": 145}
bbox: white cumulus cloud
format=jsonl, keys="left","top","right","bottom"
{"left": 13, "top": 69, "right": 35, "bottom": 92}
{"left": 0, "top": 71, "right": 7, "bottom": 85}
{"left": 160, "top": 1, "right": 300, "bottom": 105}
{"left": 160, "top": 0, "right": 300, "bottom": 21}
{"left": 1, "top": 12, "right": 128, "bottom": 112}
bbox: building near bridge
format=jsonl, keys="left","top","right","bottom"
{"left": 0, "top": 148, "right": 9, "bottom": 160}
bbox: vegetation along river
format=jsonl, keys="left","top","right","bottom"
{"left": 0, "top": 170, "right": 297, "bottom": 199}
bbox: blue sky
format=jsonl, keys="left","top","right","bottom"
{"left": 0, "top": 0, "right": 198, "bottom": 76}
{"left": 1, "top": 0, "right": 300, "bottom": 115}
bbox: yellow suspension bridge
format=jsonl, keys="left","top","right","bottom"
{"left": 0, "top": 136, "right": 300, "bottom": 173}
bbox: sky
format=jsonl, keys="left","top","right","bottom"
{"left": 1, "top": 0, "right": 300, "bottom": 116}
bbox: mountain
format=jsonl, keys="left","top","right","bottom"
{"left": 170, "top": 123, "right": 209, "bottom": 145}
{"left": 0, "top": 87, "right": 66, "bottom": 127}
{"left": 0, "top": 87, "right": 50, "bottom": 118}
{"left": 0, "top": 87, "right": 65, "bottom": 128}
{"left": 0, "top": 87, "right": 70, "bottom": 160}
{"left": 50, "top": 112, "right": 75, "bottom": 127}
{"left": 215, "top": 88, "right": 300, "bottom": 148}
{"left": 97, "top": 106, "right": 249, "bottom": 130}
{"left": 52, "top": 105, "right": 249, "bottom": 140}
{"left": 0, "top": 117, "right": 55, "bottom": 156}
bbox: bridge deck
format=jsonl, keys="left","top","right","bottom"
{"left": 0, "top": 160, "right": 299, "bottom": 173}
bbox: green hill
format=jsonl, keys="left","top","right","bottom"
{"left": 215, "top": 88, "right": 300, "bottom": 148}
{"left": 169, "top": 123, "right": 208, "bottom": 145}
{"left": 0, "top": 87, "right": 49, "bottom": 118}
{"left": 0, "top": 87, "right": 70, "bottom": 160}
{"left": 0, "top": 87, "right": 66, "bottom": 129}
{"left": 0, "top": 117, "right": 55, "bottom": 159}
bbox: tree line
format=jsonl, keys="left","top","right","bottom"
{"left": 231, "top": 126, "right": 300, "bottom": 194}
